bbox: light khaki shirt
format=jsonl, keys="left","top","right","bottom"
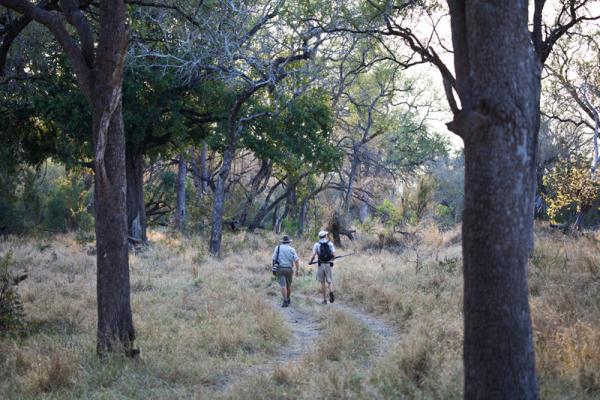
{"left": 272, "top": 244, "right": 299, "bottom": 268}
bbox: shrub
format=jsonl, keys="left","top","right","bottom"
{"left": 24, "top": 348, "right": 76, "bottom": 393}
{"left": 0, "top": 252, "right": 27, "bottom": 336}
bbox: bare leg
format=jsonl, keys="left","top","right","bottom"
{"left": 321, "top": 281, "right": 327, "bottom": 301}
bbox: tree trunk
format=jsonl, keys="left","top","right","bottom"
{"left": 447, "top": 0, "right": 539, "bottom": 397}
{"left": 275, "top": 202, "right": 289, "bottom": 234}
{"left": 201, "top": 142, "right": 209, "bottom": 192}
{"left": 271, "top": 204, "right": 279, "bottom": 230}
{"left": 359, "top": 201, "right": 369, "bottom": 222}
{"left": 93, "top": 103, "right": 135, "bottom": 355}
{"left": 248, "top": 183, "right": 294, "bottom": 232}
{"left": 209, "top": 146, "right": 234, "bottom": 255}
{"left": 239, "top": 159, "right": 271, "bottom": 226}
{"left": 343, "top": 150, "right": 361, "bottom": 214}
{"left": 592, "top": 113, "right": 599, "bottom": 174}
{"left": 299, "top": 198, "right": 308, "bottom": 234}
{"left": 126, "top": 144, "right": 147, "bottom": 242}
{"left": 175, "top": 153, "right": 187, "bottom": 231}
{"left": 0, "top": 0, "right": 135, "bottom": 357}
{"left": 572, "top": 207, "right": 589, "bottom": 231}
{"left": 190, "top": 147, "right": 204, "bottom": 199}
{"left": 327, "top": 211, "right": 344, "bottom": 248}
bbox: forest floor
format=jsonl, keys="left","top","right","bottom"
{"left": 1, "top": 223, "right": 599, "bottom": 399}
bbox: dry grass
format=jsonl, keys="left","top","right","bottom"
{"left": 1, "top": 223, "right": 599, "bottom": 399}
{"left": 0, "top": 230, "right": 289, "bottom": 398}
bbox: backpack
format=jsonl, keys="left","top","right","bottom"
{"left": 318, "top": 242, "right": 333, "bottom": 262}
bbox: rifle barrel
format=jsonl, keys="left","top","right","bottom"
{"left": 308, "top": 253, "right": 354, "bottom": 265}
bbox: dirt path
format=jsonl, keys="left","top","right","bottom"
{"left": 271, "top": 297, "right": 322, "bottom": 363}
{"left": 215, "top": 296, "right": 322, "bottom": 394}
{"left": 216, "top": 293, "right": 399, "bottom": 395}
{"left": 304, "top": 295, "right": 399, "bottom": 358}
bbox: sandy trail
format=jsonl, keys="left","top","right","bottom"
{"left": 217, "top": 291, "right": 399, "bottom": 395}
{"left": 304, "top": 295, "right": 399, "bottom": 358}
{"left": 214, "top": 296, "right": 321, "bottom": 394}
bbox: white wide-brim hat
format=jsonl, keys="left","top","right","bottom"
{"left": 318, "top": 230, "right": 328, "bottom": 238}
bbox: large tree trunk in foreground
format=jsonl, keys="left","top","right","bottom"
{"left": 0, "top": 0, "right": 135, "bottom": 357}
{"left": 92, "top": 0, "right": 134, "bottom": 356}
{"left": 93, "top": 103, "right": 134, "bottom": 355}
{"left": 447, "top": 0, "right": 539, "bottom": 397}
{"left": 126, "top": 144, "right": 147, "bottom": 242}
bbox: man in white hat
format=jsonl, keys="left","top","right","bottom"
{"left": 308, "top": 230, "right": 336, "bottom": 304}
{"left": 272, "top": 235, "right": 300, "bottom": 307}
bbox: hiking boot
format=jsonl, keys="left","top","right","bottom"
{"left": 329, "top": 291, "right": 335, "bottom": 303}
{"left": 282, "top": 300, "right": 289, "bottom": 307}
{"left": 322, "top": 299, "right": 327, "bottom": 305}
{"left": 287, "top": 298, "right": 291, "bottom": 306}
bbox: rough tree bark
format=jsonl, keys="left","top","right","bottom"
{"left": 126, "top": 144, "right": 147, "bottom": 242}
{"left": 93, "top": 102, "right": 134, "bottom": 355}
{"left": 343, "top": 150, "right": 361, "bottom": 214}
{"left": 175, "top": 152, "right": 187, "bottom": 231}
{"left": 0, "top": 0, "right": 136, "bottom": 355}
{"left": 447, "top": 0, "right": 539, "bottom": 397}
{"left": 208, "top": 103, "right": 241, "bottom": 252}
{"left": 91, "top": 1, "right": 135, "bottom": 356}
{"left": 239, "top": 159, "right": 271, "bottom": 226}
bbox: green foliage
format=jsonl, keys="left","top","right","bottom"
{"left": 438, "top": 257, "right": 459, "bottom": 274}
{"left": 384, "top": 112, "right": 448, "bottom": 177}
{"left": 243, "top": 89, "right": 342, "bottom": 174}
{"left": 280, "top": 218, "right": 300, "bottom": 236}
{"left": 375, "top": 176, "right": 436, "bottom": 230}
{"left": 431, "top": 152, "right": 464, "bottom": 225}
{"left": 0, "top": 252, "right": 26, "bottom": 336}
{"left": 0, "top": 163, "right": 93, "bottom": 234}
{"left": 376, "top": 199, "right": 404, "bottom": 229}
{"left": 543, "top": 161, "right": 600, "bottom": 222}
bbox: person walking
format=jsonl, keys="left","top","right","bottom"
{"left": 308, "top": 230, "right": 336, "bottom": 304}
{"left": 272, "top": 235, "right": 300, "bottom": 307}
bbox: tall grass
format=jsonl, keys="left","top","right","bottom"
{"left": 1, "top": 223, "right": 599, "bottom": 399}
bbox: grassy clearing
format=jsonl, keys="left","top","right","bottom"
{"left": 0, "top": 230, "right": 288, "bottom": 399}
{"left": 1, "top": 223, "right": 599, "bottom": 399}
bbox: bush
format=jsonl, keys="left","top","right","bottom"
{"left": 0, "top": 252, "right": 27, "bottom": 336}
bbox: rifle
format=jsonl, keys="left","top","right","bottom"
{"left": 308, "top": 253, "right": 355, "bottom": 265}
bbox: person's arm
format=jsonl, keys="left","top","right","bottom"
{"left": 292, "top": 248, "right": 300, "bottom": 276}
{"left": 309, "top": 244, "right": 317, "bottom": 264}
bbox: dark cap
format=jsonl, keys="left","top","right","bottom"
{"left": 280, "top": 235, "right": 291, "bottom": 244}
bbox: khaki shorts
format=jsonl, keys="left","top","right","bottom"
{"left": 277, "top": 267, "right": 293, "bottom": 288}
{"left": 316, "top": 263, "right": 333, "bottom": 284}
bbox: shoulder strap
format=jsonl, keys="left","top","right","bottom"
{"left": 275, "top": 245, "right": 281, "bottom": 263}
